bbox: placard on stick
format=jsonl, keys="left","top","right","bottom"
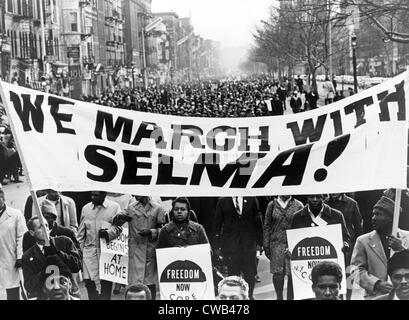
{"left": 99, "top": 227, "right": 129, "bottom": 285}
{"left": 287, "top": 224, "right": 347, "bottom": 300}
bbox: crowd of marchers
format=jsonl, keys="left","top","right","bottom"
{"left": 1, "top": 187, "right": 409, "bottom": 301}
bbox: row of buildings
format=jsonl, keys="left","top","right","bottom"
{"left": 0, "top": 0, "right": 221, "bottom": 98}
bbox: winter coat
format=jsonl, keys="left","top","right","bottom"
{"left": 157, "top": 220, "right": 209, "bottom": 249}
{"left": 22, "top": 236, "right": 82, "bottom": 298}
{"left": 77, "top": 199, "right": 121, "bottom": 281}
{"left": 126, "top": 199, "right": 165, "bottom": 286}
{"left": 214, "top": 197, "right": 263, "bottom": 254}
{"left": 263, "top": 198, "right": 304, "bottom": 274}
{"left": 350, "top": 229, "right": 409, "bottom": 299}
{"left": 0, "top": 206, "right": 27, "bottom": 289}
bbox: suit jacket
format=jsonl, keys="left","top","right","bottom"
{"left": 350, "top": 229, "right": 409, "bottom": 298}
{"left": 291, "top": 204, "right": 351, "bottom": 247}
{"left": 214, "top": 197, "right": 263, "bottom": 253}
{"left": 22, "top": 236, "right": 82, "bottom": 298}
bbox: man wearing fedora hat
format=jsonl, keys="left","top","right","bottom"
{"left": 350, "top": 196, "right": 409, "bottom": 299}
{"left": 373, "top": 249, "right": 409, "bottom": 300}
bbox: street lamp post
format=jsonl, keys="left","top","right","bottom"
{"left": 351, "top": 32, "right": 358, "bottom": 94}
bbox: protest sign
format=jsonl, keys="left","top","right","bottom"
{"left": 99, "top": 227, "right": 129, "bottom": 285}
{"left": 156, "top": 244, "right": 215, "bottom": 300}
{"left": 0, "top": 71, "right": 408, "bottom": 196}
{"left": 287, "top": 224, "right": 346, "bottom": 300}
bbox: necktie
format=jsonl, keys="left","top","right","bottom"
{"left": 235, "top": 197, "right": 241, "bottom": 216}
{"left": 381, "top": 236, "right": 391, "bottom": 260}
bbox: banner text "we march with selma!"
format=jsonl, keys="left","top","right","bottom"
{"left": 0, "top": 71, "right": 408, "bottom": 196}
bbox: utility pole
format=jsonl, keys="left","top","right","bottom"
{"left": 39, "top": 0, "right": 47, "bottom": 74}
{"left": 141, "top": 14, "right": 148, "bottom": 90}
{"left": 328, "top": 0, "right": 333, "bottom": 80}
{"left": 351, "top": 32, "right": 358, "bottom": 94}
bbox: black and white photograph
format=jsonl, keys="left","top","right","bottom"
{"left": 1, "top": 0, "right": 409, "bottom": 305}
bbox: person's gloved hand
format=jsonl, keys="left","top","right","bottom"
{"left": 99, "top": 229, "right": 110, "bottom": 242}
{"left": 342, "top": 242, "right": 350, "bottom": 253}
{"left": 284, "top": 248, "right": 292, "bottom": 259}
{"left": 138, "top": 229, "right": 152, "bottom": 238}
{"left": 43, "top": 240, "right": 59, "bottom": 257}
{"left": 14, "top": 259, "right": 22, "bottom": 269}
{"left": 113, "top": 214, "right": 133, "bottom": 227}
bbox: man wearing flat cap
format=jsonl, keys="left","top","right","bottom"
{"left": 373, "top": 249, "right": 409, "bottom": 300}
{"left": 350, "top": 196, "right": 409, "bottom": 299}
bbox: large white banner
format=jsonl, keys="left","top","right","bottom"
{"left": 156, "top": 244, "right": 215, "bottom": 300}
{"left": 0, "top": 72, "right": 408, "bottom": 196}
{"left": 287, "top": 224, "right": 347, "bottom": 300}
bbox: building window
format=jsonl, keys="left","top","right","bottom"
{"left": 70, "top": 12, "right": 78, "bottom": 32}
{"left": 7, "top": 0, "right": 13, "bottom": 13}
{"left": 36, "top": 0, "right": 41, "bottom": 19}
{"left": 17, "top": 0, "right": 22, "bottom": 15}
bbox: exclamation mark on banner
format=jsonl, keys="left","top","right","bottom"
{"left": 314, "top": 134, "right": 351, "bottom": 182}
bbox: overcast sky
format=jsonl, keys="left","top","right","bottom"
{"left": 152, "top": 0, "right": 276, "bottom": 70}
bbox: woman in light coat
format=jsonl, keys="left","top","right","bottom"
{"left": 263, "top": 196, "right": 303, "bottom": 300}
{"left": 0, "top": 189, "right": 27, "bottom": 300}
{"left": 125, "top": 196, "right": 166, "bottom": 300}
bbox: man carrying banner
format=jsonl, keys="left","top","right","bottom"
{"left": 77, "top": 191, "right": 122, "bottom": 300}
{"left": 0, "top": 187, "right": 27, "bottom": 300}
{"left": 126, "top": 196, "right": 166, "bottom": 300}
{"left": 350, "top": 196, "right": 409, "bottom": 299}
{"left": 22, "top": 217, "right": 81, "bottom": 299}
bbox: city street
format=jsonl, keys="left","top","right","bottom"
{"left": 1, "top": 0, "right": 407, "bottom": 303}
{"left": 0, "top": 176, "right": 280, "bottom": 300}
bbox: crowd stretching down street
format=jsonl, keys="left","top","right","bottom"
{"left": 1, "top": 72, "right": 409, "bottom": 302}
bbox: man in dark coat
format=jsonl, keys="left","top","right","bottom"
{"left": 23, "top": 199, "right": 80, "bottom": 253}
{"left": 305, "top": 89, "right": 319, "bottom": 110}
{"left": 22, "top": 217, "right": 81, "bottom": 299}
{"left": 291, "top": 194, "right": 351, "bottom": 249}
{"left": 188, "top": 197, "right": 219, "bottom": 248}
{"left": 214, "top": 197, "right": 263, "bottom": 300}
{"left": 325, "top": 193, "right": 362, "bottom": 265}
